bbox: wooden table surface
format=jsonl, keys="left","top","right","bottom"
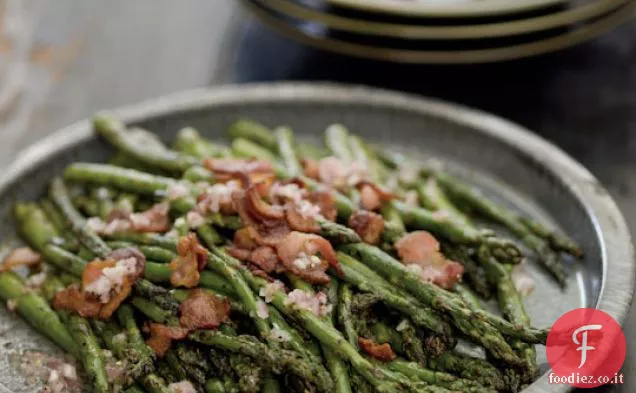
{"left": 3, "top": 1, "right": 635, "bottom": 392}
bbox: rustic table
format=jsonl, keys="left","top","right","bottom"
{"left": 4, "top": 1, "right": 635, "bottom": 392}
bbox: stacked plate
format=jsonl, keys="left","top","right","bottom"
{"left": 241, "top": 0, "right": 635, "bottom": 63}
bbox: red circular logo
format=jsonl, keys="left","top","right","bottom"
{"left": 546, "top": 308, "right": 625, "bottom": 388}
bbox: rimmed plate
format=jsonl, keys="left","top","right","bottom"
{"left": 258, "top": 0, "right": 629, "bottom": 39}
{"left": 325, "top": 0, "right": 569, "bottom": 18}
{"left": 243, "top": 0, "right": 635, "bottom": 63}
{"left": 0, "top": 83, "right": 633, "bottom": 393}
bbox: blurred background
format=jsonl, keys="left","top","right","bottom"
{"left": 0, "top": 0, "right": 634, "bottom": 391}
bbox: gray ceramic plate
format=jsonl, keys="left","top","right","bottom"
{"left": 0, "top": 83, "right": 633, "bottom": 393}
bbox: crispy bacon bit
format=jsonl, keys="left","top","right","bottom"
{"left": 88, "top": 203, "right": 171, "bottom": 235}
{"left": 269, "top": 181, "right": 307, "bottom": 204}
{"left": 204, "top": 158, "right": 274, "bottom": 175}
{"left": 357, "top": 181, "right": 397, "bottom": 211}
{"left": 179, "top": 289, "right": 231, "bottom": 329}
{"left": 53, "top": 285, "right": 102, "bottom": 318}
{"left": 286, "top": 202, "right": 320, "bottom": 233}
{"left": 358, "top": 338, "right": 397, "bottom": 362}
{"left": 302, "top": 158, "right": 320, "bottom": 180}
{"left": 228, "top": 229, "right": 282, "bottom": 273}
{"left": 145, "top": 323, "right": 190, "bottom": 357}
{"left": 309, "top": 190, "right": 338, "bottom": 222}
{"left": 276, "top": 232, "right": 340, "bottom": 284}
{"left": 250, "top": 246, "right": 280, "bottom": 273}
{"left": 64, "top": 248, "right": 146, "bottom": 319}
{"left": 359, "top": 184, "right": 382, "bottom": 211}
{"left": 234, "top": 187, "right": 291, "bottom": 244}
{"left": 129, "top": 202, "right": 171, "bottom": 232}
{"left": 284, "top": 289, "right": 332, "bottom": 317}
{"left": 395, "top": 231, "right": 464, "bottom": 289}
{"left": 196, "top": 181, "right": 241, "bottom": 215}
{"left": 317, "top": 156, "right": 368, "bottom": 191}
{"left": 348, "top": 210, "right": 385, "bottom": 245}
{"left": 169, "top": 234, "right": 208, "bottom": 288}
{"left": 0, "top": 247, "right": 42, "bottom": 272}
{"left": 248, "top": 185, "right": 285, "bottom": 220}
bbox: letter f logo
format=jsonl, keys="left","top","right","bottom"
{"left": 572, "top": 324, "right": 603, "bottom": 368}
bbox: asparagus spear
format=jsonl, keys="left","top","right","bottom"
{"left": 432, "top": 170, "right": 582, "bottom": 257}
{"left": 388, "top": 359, "right": 495, "bottom": 393}
{"left": 50, "top": 177, "right": 111, "bottom": 258}
{"left": 274, "top": 126, "right": 302, "bottom": 177}
{"left": 189, "top": 329, "right": 333, "bottom": 392}
{"left": 40, "top": 198, "right": 80, "bottom": 251}
{"left": 228, "top": 120, "right": 278, "bottom": 152}
{"left": 478, "top": 246, "right": 538, "bottom": 383}
{"left": 337, "top": 283, "right": 358, "bottom": 348}
{"left": 209, "top": 249, "right": 452, "bottom": 393}
{"left": 340, "top": 244, "right": 545, "bottom": 350}
{"left": 393, "top": 199, "right": 522, "bottom": 265}
{"left": 14, "top": 202, "right": 65, "bottom": 251}
{"left": 106, "top": 241, "right": 176, "bottom": 263}
{"left": 174, "top": 127, "right": 229, "bottom": 159}
{"left": 325, "top": 124, "right": 355, "bottom": 164}
{"left": 337, "top": 252, "right": 453, "bottom": 341}
{"left": 117, "top": 304, "right": 157, "bottom": 375}
{"left": 94, "top": 114, "right": 198, "bottom": 173}
{"left": 67, "top": 315, "right": 110, "bottom": 393}
{"left": 419, "top": 178, "right": 538, "bottom": 380}
{"left": 424, "top": 173, "right": 570, "bottom": 284}
{"left": 0, "top": 271, "right": 78, "bottom": 356}
{"left": 287, "top": 274, "right": 352, "bottom": 393}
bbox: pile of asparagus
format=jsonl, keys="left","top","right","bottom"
{"left": 0, "top": 116, "right": 582, "bottom": 393}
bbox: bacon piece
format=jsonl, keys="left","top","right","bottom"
{"left": 247, "top": 185, "right": 285, "bottom": 220}
{"left": 92, "top": 203, "right": 171, "bottom": 235}
{"left": 233, "top": 228, "right": 259, "bottom": 250}
{"left": 358, "top": 338, "right": 397, "bottom": 362}
{"left": 98, "top": 278, "right": 133, "bottom": 319}
{"left": 359, "top": 184, "right": 382, "bottom": 211}
{"left": 285, "top": 203, "right": 320, "bottom": 233}
{"left": 395, "top": 231, "right": 464, "bottom": 289}
{"left": 56, "top": 249, "right": 145, "bottom": 319}
{"left": 250, "top": 246, "right": 280, "bottom": 273}
{"left": 228, "top": 247, "right": 252, "bottom": 262}
{"left": 170, "top": 234, "right": 208, "bottom": 288}
{"left": 108, "top": 248, "right": 146, "bottom": 278}
{"left": 357, "top": 182, "right": 397, "bottom": 211}
{"left": 130, "top": 202, "right": 171, "bottom": 232}
{"left": 179, "top": 289, "right": 231, "bottom": 329}
{"left": 275, "top": 232, "right": 340, "bottom": 284}
{"left": 196, "top": 181, "right": 241, "bottom": 215}
{"left": 302, "top": 158, "right": 320, "bottom": 180}
{"left": 317, "top": 157, "right": 349, "bottom": 190}
{"left": 234, "top": 188, "right": 291, "bottom": 245}
{"left": 0, "top": 247, "right": 42, "bottom": 272}
{"left": 309, "top": 190, "right": 338, "bottom": 222}
{"left": 145, "top": 323, "right": 190, "bottom": 358}
{"left": 348, "top": 210, "right": 385, "bottom": 245}
{"left": 53, "top": 285, "right": 101, "bottom": 318}
{"left": 228, "top": 229, "right": 281, "bottom": 273}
